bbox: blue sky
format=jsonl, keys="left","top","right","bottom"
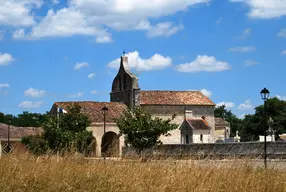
{"left": 0, "top": 0, "right": 286, "bottom": 118}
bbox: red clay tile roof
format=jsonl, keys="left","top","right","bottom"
{"left": 215, "top": 118, "right": 230, "bottom": 130}
{"left": 139, "top": 91, "right": 215, "bottom": 105}
{"left": 186, "top": 119, "right": 211, "bottom": 130}
{"left": 51, "top": 101, "right": 127, "bottom": 123}
{"left": 0, "top": 123, "right": 43, "bottom": 139}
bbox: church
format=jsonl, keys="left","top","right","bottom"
{"left": 50, "top": 53, "right": 229, "bottom": 157}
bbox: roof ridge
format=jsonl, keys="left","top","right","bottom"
{"left": 141, "top": 90, "right": 201, "bottom": 92}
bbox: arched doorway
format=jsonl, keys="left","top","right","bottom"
{"left": 101, "top": 132, "right": 119, "bottom": 157}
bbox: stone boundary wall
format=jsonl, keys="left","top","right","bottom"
{"left": 122, "top": 142, "right": 286, "bottom": 159}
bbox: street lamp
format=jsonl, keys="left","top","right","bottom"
{"left": 101, "top": 106, "right": 108, "bottom": 161}
{"left": 260, "top": 87, "right": 270, "bottom": 169}
{"left": 6, "top": 118, "right": 12, "bottom": 154}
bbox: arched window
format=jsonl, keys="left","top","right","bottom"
{"left": 186, "top": 134, "right": 189, "bottom": 144}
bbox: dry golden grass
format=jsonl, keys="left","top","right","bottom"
{"left": 0, "top": 154, "right": 286, "bottom": 192}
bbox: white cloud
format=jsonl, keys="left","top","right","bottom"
{"left": 108, "top": 51, "right": 172, "bottom": 72}
{"left": 216, "top": 101, "right": 235, "bottom": 109}
{"left": 13, "top": 8, "right": 113, "bottom": 42}
{"left": 24, "top": 88, "right": 47, "bottom": 98}
{"left": 52, "top": 0, "right": 59, "bottom": 4}
{"left": 74, "top": 62, "right": 89, "bottom": 70}
{"left": 281, "top": 50, "right": 286, "bottom": 55}
{"left": 238, "top": 114, "right": 246, "bottom": 119}
{"left": 90, "top": 90, "right": 97, "bottom": 94}
{"left": 12, "top": 29, "right": 26, "bottom": 39}
{"left": 146, "top": 22, "right": 184, "bottom": 38}
{"left": 200, "top": 89, "right": 212, "bottom": 98}
{"left": 230, "top": 0, "right": 286, "bottom": 19}
{"left": 0, "top": 83, "right": 10, "bottom": 88}
{"left": 11, "top": 0, "right": 209, "bottom": 40}
{"left": 0, "top": 53, "right": 14, "bottom": 66}
{"left": 278, "top": 29, "right": 286, "bottom": 38}
{"left": 18, "top": 101, "right": 44, "bottom": 109}
{"left": 176, "top": 55, "right": 230, "bottom": 73}
{"left": 0, "top": 0, "right": 42, "bottom": 27}
{"left": 229, "top": 46, "right": 256, "bottom": 52}
{"left": 68, "top": 92, "right": 84, "bottom": 98}
{"left": 237, "top": 99, "right": 254, "bottom": 111}
{"left": 238, "top": 28, "right": 252, "bottom": 39}
{"left": 216, "top": 17, "right": 223, "bottom": 24}
{"left": 276, "top": 95, "right": 286, "bottom": 101}
{"left": 88, "top": 72, "right": 96, "bottom": 79}
{"left": 244, "top": 60, "right": 259, "bottom": 67}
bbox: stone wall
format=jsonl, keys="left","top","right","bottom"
{"left": 122, "top": 142, "right": 286, "bottom": 159}
{"left": 141, "top": 105, "right": 215, "bottom": 144}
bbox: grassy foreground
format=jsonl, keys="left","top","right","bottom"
{"left": 0, "top": 155, "right": 285, "bottom": 192}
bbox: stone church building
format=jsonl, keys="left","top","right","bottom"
{"left": 50, "top": 53, "right": 229, "bottom": 157}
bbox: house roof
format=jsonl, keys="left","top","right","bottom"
{"left": 0, "top": 123, "right": 43, "bottom": 139}
{"left": 185, "top": 119, "right": 211, "bottom": 130}
{"left": 215, "top": 118, "right": 230, "bottom": 130}
{"left": 51, "top": 101, "right": 127, "bottom": 123}
{"left": 139, "top": 91, "right": 215, "bottom": 106}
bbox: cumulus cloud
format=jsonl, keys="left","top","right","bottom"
{"left": 176, "top": 55, "right": 230, "bottom": 73}
{"left": 90, "top": 90, "right": 97, "bottom": 94}
{"left": 216, "top": 101, "right": 235, "bottom": 109}
{"left": 108, "top": 51, "right": 172, "bottom": 72}
{"left": 52, "top": 0, "right": 59, "bottom": 4}
{"left": 278, "top": 29, "right": 286, "bottom": 38}
{"left": 281, "top": 50, "right": 286, "bottom": 55}
{"left": 0, "top": 53, "right": 14, "bottom": 66}
{"left": 200, "top": 89, "right": 212, "bottom": 98}
{"left": 230, "top": 0, "right": 286, "bottom": 19}
{"left": 24, "top": 88, "right": 47, "bottom": 98}
{"left": 244, "top": 60, "right": 259, "bottom": 67}
{"left": 238, "top": 28, "right": 252, "bottom": 39}
{"left": 74, "top": 62, "right": 89, "bottom": 70}
{"left": 18, "top": 101, "right": 44, "bottom": 109}
{"left": 276, "top": 95, "right": 286, "bottom": 101}
{"left": 0, "top": 83, "right": 10, "bottom": 88}
{"left": 11, "top": 0, "right": 209, "bottom": 41}
{"left": 88, "top": 72, "right": 96, "bottom": 79}
{"left": 68, "top": 92, "right": 84, "bottom": 98}
{"left": 237, "top": 99, "right": 254, "bottom": 111}
{"left": 229, "top": 46, "right": 256, "bottom": 52}
{"left": 146, "top": 22, "right": 184, "bottom": 38}
{"left": 0, "top": 0, "right": 42, "bottom": 27}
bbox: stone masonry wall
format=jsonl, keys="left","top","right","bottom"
{"left": 141, "top": 105, "right": 215, "bottom": 144}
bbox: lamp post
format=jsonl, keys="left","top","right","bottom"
{"left": 260, "top": 87, "right": 270, "bottom": 169}
{"left": 101, "top": 106, "right": 108, "bottom": 161}
{"left": 7, "top": 118, "right": 11, "bottom": 154}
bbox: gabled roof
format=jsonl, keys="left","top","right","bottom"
{"left": 51, "top": 101, "right": 126, "bottom": 123}
{"left": 215, "top": 118, "right": 230, "bottom": 130}
{"left": 139, "top": 91, "right": 215, "bottom": 106}
{"left": 0, "top": 123, "right": 43, "bottom": 139}
{"left": 185, "top": 119, "right": 211, "bottom": 130}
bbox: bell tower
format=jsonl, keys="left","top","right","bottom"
{"left": 110, "top": 52, "right": 140, "bottom": 108}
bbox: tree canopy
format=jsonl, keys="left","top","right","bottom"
{"left": 214, "top": 98, "right": 286, "bottom": 141}
{"left": 116, "top": 107, "right": 177, "bottom": 153}
{"left": 21, "top": 104, "right": 94, "bottom": 155}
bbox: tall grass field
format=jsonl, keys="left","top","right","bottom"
{"left": 0, "top": 155, "right": 285, "bottom": 192}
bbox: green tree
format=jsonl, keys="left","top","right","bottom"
{"left": 116, "top": 107, "right": 177, "bottom": 153}
{"left": 22, "top": 104, "right": 94, "bottom": 155}
{"left": 242, "top": 97, "right": 286, "bottom": 141}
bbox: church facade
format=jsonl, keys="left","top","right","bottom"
{"left": 50, "top": 53, "right": 227, "bottom": 157}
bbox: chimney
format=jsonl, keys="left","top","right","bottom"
{"left": 184, "top": 110, "right": 193, "bottom": 120}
